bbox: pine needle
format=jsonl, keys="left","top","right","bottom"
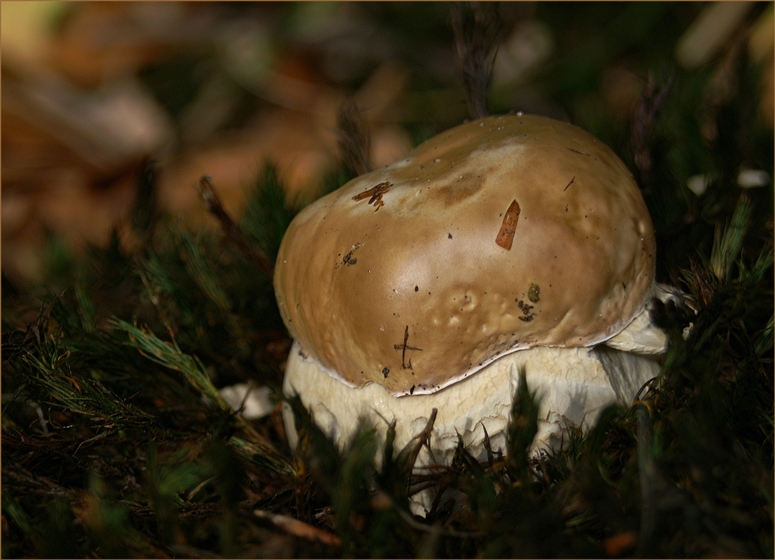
{"left": 711, "top": 194, "right": 752, "bottom": 281}
{"left": 254, "top": 509, "right": 342, "bottom": 547}
{"left": 111, "top": 319, "right": 294, "bottom": 473}
{"left": 18, "top": 342, "right": 155, "bottom": 433}
{"left": 337, "top": 97, "right": 371, "bottom": 177}
{"left": 197, "top": 175, "right": 275, "bottom": 276}
{"left": 178, "top": 230, "right": 232, "bottom": 312}
{"left": 110, "top": 318, "right": 230, "bottom": 410}
{"left": 450, "top": 2, "right": 505, "bottom": 120}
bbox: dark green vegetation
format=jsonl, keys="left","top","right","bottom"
{"left": 3, "top": 3, "right": 773, "bottom": 558}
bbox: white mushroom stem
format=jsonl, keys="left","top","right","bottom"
{"left": 283, "top": 341, "right": 659, "bottom": 465}
{"left": 284, "top": 339, "right": 659, "bottom": 516}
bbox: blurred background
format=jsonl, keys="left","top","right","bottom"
{"left": 3, "top": 6, "right": 773, "bottom": 558}
{"left": 3, "top": 1, "right": 773, "bottom": 289}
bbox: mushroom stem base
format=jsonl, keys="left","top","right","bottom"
{"left": 283, "top": 341, "right": 660, "bottom": 514}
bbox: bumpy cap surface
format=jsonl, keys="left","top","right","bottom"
{"left": 274, "top": 114, "right": 656, "bottom": 395}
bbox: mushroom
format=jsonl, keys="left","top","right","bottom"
{"left": 274, "top": 114, "right": 668, "bottom": 504}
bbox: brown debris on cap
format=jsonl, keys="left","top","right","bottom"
{"left": 495, "top": 199, "right": 521, "bottom": 250}
{"left": 274, "top": 114, "right": 656, "bottom": 395}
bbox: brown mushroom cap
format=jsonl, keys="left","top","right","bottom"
{"left": 274, "top": 114, "right": 656, "bottom": 395}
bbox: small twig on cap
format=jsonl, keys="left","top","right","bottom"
{"left": 393, "top": 325, "right": 423, "bottom": 370}
{"left": 352, "top": 181, "right": 392, "bottom": 211}
{"left": 195, "top": 176, "right": 274, "bottom": 277}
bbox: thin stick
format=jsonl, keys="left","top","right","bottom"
{"left": 451, "top": 2, "right": 506, "bottom": 120}
{"left": 196, "top": 176, "right": 274, "bottom": 276}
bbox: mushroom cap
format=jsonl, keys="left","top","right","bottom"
{"left": 274, "top": 114, "right": 656, "bottom": 396}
